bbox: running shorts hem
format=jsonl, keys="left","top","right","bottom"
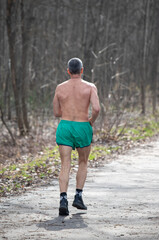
{"left": 56, "top": 143, "right": 92, "bottom": 150}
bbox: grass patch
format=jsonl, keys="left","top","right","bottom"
{"left": 0, "top": 144, "right": 120, "bottom": 196}
{"left": 118, "top": 117, "right": 159, "bottom": 141}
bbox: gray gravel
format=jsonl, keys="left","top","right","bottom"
{"left": 0, "top": 139, "right": 159, "bottom": 240}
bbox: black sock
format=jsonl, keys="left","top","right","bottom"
{"left": 60, "top": 192, "right": 67, "bottom": 200}
{"left": 76, "top": 189, "right": 82, "bottom": 196}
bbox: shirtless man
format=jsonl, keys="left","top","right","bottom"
{"left": 53, "top": 58, "right": 100, "bottom": 215}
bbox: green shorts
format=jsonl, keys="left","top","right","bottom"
{"left": 56, "top": 120, "right": 93, "bottom": 150}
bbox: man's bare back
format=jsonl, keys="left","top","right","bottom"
{"left": 53, "top": 77, "right": 100, "bottom": 124}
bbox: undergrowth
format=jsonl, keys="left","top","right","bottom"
{"left": 0, "top": 115, "right": 159, "bottom": 197}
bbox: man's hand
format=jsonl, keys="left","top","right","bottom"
{"left": 88, "top": 118, "right": 93, "bottom": 127}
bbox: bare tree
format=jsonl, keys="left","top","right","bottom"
{"left": 6, "top": 0, "right": 25, "bottom": 135}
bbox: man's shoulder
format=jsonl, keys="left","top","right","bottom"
{"left": 82, "top": 80, "right": 96, "bottom": 88}
{"left": 56, "top": 80, "right": 69, "bottom": 89}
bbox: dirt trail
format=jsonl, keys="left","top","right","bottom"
{"left": 0, "top": 139, "right": 159, "bottom": 240}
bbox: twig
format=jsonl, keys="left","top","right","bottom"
{"left": 98, "top": 43, "right": 116, "bottom": 54}
{"left": 0, "top": 105, "right": 16, "bottom": 145}
{"left": 117, "top": 121, "right": 128, "bottom": 138}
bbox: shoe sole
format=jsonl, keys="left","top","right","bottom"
{"left": 72, "top": 203, "right": 87, "bottom": 210}
{"left": 59, "top": 207, "right": 69, "bottom": 216}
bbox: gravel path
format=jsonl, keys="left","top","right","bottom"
{"left": 0, "top": 139, "right": 159, "bottom": 240}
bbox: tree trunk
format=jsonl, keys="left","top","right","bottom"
{"left": 4, "top": 71, "right": 11, "bottom": 120}
{"left": 6, "top": 0, "right": 25, "bottom": 135}
{"left": 141, "top": 0, "right": 150, "bottom": 115}
{"left": 20, "top": 0, "right": 29, "bottom": 132}
{"left": 140, "top": 80, "right": 145, "bottom": 115}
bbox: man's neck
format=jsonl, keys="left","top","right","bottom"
{"left": 70, "top": 74, "right": 81, "bottom": 80}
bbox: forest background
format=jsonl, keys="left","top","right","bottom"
{"left": 0, "top": 0, "right": 159, "bottom": 180}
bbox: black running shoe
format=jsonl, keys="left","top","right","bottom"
{"left": 59, "top": 198, "right": 69, "bottom": 216}
{"left": 72, "top": 194, "right": 87, "bottom": 210}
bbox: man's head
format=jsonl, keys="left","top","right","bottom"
{"left": 67, "top": 58, "right": 83, "bottom": 75}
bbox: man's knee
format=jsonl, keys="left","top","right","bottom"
{"left": 79, "top": 156, "right": 88, "bottom": 165}
{"left": 61, "top": 163, "right": 71, "bottom": 172}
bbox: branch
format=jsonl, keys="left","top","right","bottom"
{"left": 0, "top": 105, "right": 16, "bottom": 145}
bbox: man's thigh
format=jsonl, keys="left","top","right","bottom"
{"left": 59, "top": 145, "right": 72, "bottom": 164}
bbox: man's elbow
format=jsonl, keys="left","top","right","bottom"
{"left": 54, "top": 113, "right": 59, "bottom": 117}
{"left": 53, "top": 109, "right": 62, "bottom": 117}
{"left": 96, "top": 104, "right": 101, "bottom": 113}
{"left": 94, "top": 106, "right": 100, "bottom": 115}
{"left": 54, "top": 112, "right": 62, "bottom": 117}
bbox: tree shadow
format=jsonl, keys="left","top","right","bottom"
{"left": 37, "top": 212, "right": 87, "bottom": 231}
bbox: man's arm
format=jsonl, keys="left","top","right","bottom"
{"left": 89, "top": 84, "right": 100, "bottom": 126}
{"left": 53, "top": 86, "right": 62, "bottom": 117}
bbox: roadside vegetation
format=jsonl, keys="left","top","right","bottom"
{"left": 0, "top": 113, "right": 159, "bottom": 197}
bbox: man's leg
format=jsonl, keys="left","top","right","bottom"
{"left": 76, "top": 145, "right": 91, "bottom": 189}
{"left": 59, "top": 145, "right": 72, "bottom": 193}
{"left": 58, "top": 145, "right": 72, "bottom": 215}
{"left": 72, "top": 145, "right": 91, "bottom": 210}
